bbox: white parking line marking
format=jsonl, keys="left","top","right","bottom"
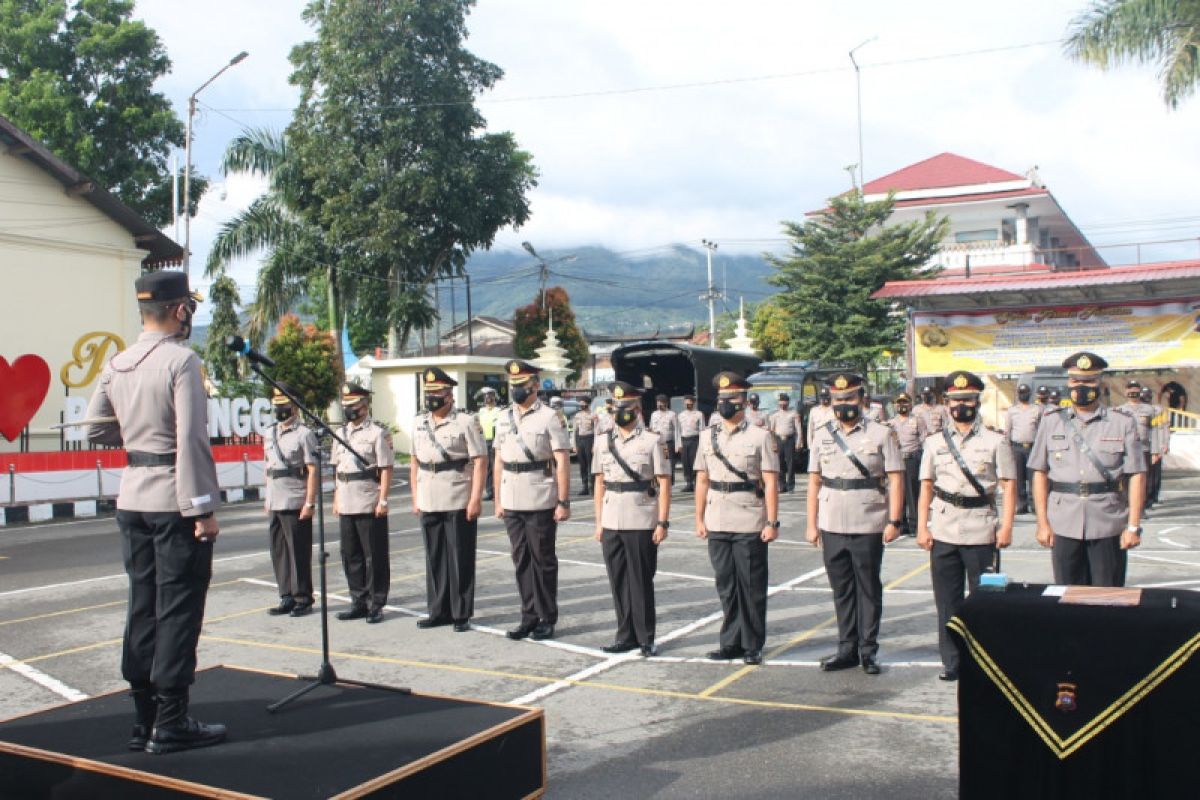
{"left": 0, "top": 650, "right": 87, "bottom": 701}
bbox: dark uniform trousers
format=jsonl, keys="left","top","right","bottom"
{"left": 484, "top": 440, "right": 495, "bottom": 499}
{"left": 901, "top": 453, "right": 922, "bottom": 534}
{"left": 930, "top": 540, "right": 995, "bottom": 671}
{"left": 1010, "top": 442, "right": 1032, "bottom": 511}
{"left": 118, "top": 510, "right": 212, "bottom": 690}
{"left": 602, "top": 530, "right": 658, "bottom": 645}
{"left": 1053, "top": 535, "right": 1127, "bottom": 587}
{"left": 421, "top": 510, "right": 477, "bottom": 621}
{"left": 269, "top": 510, "right": 314, "bottom": 604}
{"left": 1148, "top": 453, "right": 1163, "bottom": 507}
{"left": 821, "top": 531, "right": 884, "bottom": 659}
{"left": 708, "top": 532, "right": 768, "bottom": 652}
{"left": 339, "top": 514, "right": 390, "bottom": 611}
{"left": 664, "top": 442, "right": 678, "bottom": 480}
{"left": 680, "top": 436, "right": 700, "bottom": 489}
{"left": 506, "top": 508, "right": 559, "bottom": 625}
{"left": 778, "top": 435, "right": 797, "bottom": 491}
{"left": 576, "top": 435, "right": 594, "bottom": 493}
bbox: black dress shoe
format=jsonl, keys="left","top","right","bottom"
{"left": 507, "top": 622, "right": 536, "bottom": 640}
{"left": 336, "top": 606, "right": 368, "bottom": 621}
{"left": 417, "top": 617, "right": 452, "bottom": 629}
{"left": 453, "top": 620, "right": 471, "bottom": 632}
{"left": 640, "top": 643, "right": 658, "bottom": 657}
{"left": 365, "top": 608, "right": 384, "bottom": 624}
{"left": 268, "top": 599, "right": 296, "bottom": 616}
{"left": 602, "top": 641, "right": 639, "bottom": 654}
{"left": 861, "top": 657, "right": 881, "bottom": 675}
{"left": 706, "top": 646, "right": 746, "bottom": 661}
{"left": 819, "top": 653, "right": 859, "bottom": 671}
{"left": 128, "top": 724, "right": 150, "bottom": 752}
{"left": 530, "top": 622, "right": 555, "bottom": 640}
{"left": 289, "top": 604, "right": 312, "bottom": 617}
{"left": 145, "top": 718, "right": 227, "bottom": 755}
{"left": 939, "top": 669, "right": 959, "bottom": 682}
{"left": 743, "top": 650, "right": 763, "bottom": 665}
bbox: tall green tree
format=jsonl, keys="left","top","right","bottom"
{"left": 767, "top": 191, "right": 948, "bottom": 375}
{"left": 286, "top": 0, "right": 538, "bottom": 351}
{"left": 203, "top": 272, "right": 243, "bottom": 389}
{"left": 750, "top": 298, "right": 791, "bottom": 361}
{"left": 265, "top": 314, "right": 340, "bottom": 414}
{"left": 1066, "top": 0, "right": 1200, "bottom": 108}
{"left": 0, "top": 0, "right": 204, "bottom": 226}
{"left": 513, "top": 287, "right": 588, "bottom": 383}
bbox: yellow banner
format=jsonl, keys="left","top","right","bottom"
{"left": 913, "top": 300, "right": 1200, "bottom": 376}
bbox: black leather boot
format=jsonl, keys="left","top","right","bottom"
{"left": 129, "top": 683, "right": 157, "bottom": 751}
{"left": 145, "top": 688, "right": 227, "bottom": 754}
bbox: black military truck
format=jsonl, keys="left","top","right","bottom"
{"left": 610, "top": 342, "right": 762, "bottom": 420}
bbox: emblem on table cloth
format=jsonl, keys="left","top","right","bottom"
{"left": 1055, "top": 682, "right": 1078, "bottom": 713}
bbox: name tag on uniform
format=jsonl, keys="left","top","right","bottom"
{"left": 936, "top": 448, "right": 949, "bottom": 455}
{"left": 1052, "top": 435, "right": 1066, "bottom": 440}
{"left": 1101, "top": 437, "right": 1123, "bottom": 442}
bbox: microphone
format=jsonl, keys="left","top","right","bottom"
{"left": 225, "top": 335, "right": 276, "bottom": 368}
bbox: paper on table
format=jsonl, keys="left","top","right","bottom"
{"left": 1059, "top": 586, "right": 1143, "bottom": 606}
{"left": 1042, "top": 585, "right": 1067, "bottom": 597}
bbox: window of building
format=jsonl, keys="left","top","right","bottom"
{"left": 954, "top": 229, "right": 999, "bottom": 243}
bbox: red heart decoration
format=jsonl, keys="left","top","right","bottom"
{"left": 0, "top": 355, "right": 52, "bottom": 442}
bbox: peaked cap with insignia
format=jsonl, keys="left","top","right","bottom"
{"left": 944, "top": 370, "right": 984, "bottom": 399}
{"left": 1062, "top": 351, "right": 1107, "bottom": 377}
{"left": 135, "top": 270, "right": 203, "bottom": 304}
{"left": 341, "top": 381, "right": 371, "bottom": 404}
{"left": 422, "top": 366, "right": 457, "bottom": 390}
{"left": 712, "top": 371, "right": 750, "bottom": 396}
{"left": 504, "top": 359, "right": 540, "bottom": 385}
{"left": 271, "top": 383, "right": 296, "bottom": 407}
{"left": 610, "top": 380, "right": 643, "bottom": 401}
{"left": 826, "top": 372, "right": 864, "bottom": 398}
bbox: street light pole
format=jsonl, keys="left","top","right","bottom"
{"left": 701, "top": 239, "right": 720, "bottom": 343}
{"left": 521, "top": 241, "right": 577, "bottom": 311}
{"left": 848, "top": 37, "right": 876, "bottom": 190}
{"left": 183, "top": 50, "right": 249, "bottom": 276}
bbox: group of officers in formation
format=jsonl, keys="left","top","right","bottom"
{"left": 89, "top": 271, "right": 1167, "bottom": 755}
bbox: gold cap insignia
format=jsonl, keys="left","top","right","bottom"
{"left": 718, "top": 376, "right": 730, "bottom": 388}
{"left": 614, "top": 386, "right": 625, "bottom": 398}
{"left": 1078, "top": 355, "right": 1092, "bottom": 370}
{"left": 834, "top": 376, "right": 848, "bottom": 390}
{"left": 508, "top": 363, "right": 520, "bottom": 375}
{"left": 954, "top": 375, "right": 968, "bottom": 389}
{"left": 426, "top": 370, "right": 435, "bottom": 381}
{"left": 342, "top": 384, "right": 352, "bottom": 394}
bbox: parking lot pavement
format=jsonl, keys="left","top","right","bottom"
{"left": 2, "top": 474, "right": 1198, "bottom": 797}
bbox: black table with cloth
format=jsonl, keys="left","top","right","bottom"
{"left": 948, "top": 584, "right": 1199, "bottom": 800}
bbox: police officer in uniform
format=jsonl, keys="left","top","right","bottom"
{"left": 593, "top": 382, "right": 671, "bottom": 656}
{"left": 1028, "top": 352, "right": 1146, "bottom": 586}
{"left": 650, "top": 394, "right": 680, "bottom": 482}
{"left": 694, "top": 372, "right": 780, "bottom": 665}
{"left": 1117, "top": 380, "right": 1160, "bottom": 510}
{"left": 263, "top": 384, "right": 318, "bottom": 617}
{"left": 916, "top": 371, "right": 1016, "bottom": 681}
{"left": 595, "top": 396, "right": 616, "bottom": 436}
{"left": 677, "top": 394, "right": 705, "bottom": 492}
{"left": 1035, "top": 385, "right": 1051, "bottom": 412}
{"left": 495, "top": 360, "right": 572, "bottom": 641}
{"left": 478, "top": 387, "right": 502, "bottom": 501}
{"left": 744, "top": 392, "right": 768, "bottom": 428}
{"left": 806, "top": 387, "right": 834, "bottom": 458}
{"left": 1142, "top": 386, "right": 1167, "bottom": 507}
{"left": 1004, "top": 383, "right": 1041, "bottom": 514}
{"left": 410, "top": 368, "right": 486, "bottom": 631}
{"left": 915, "top": 386, "right": 947, "bottom": 434}
{"left": 86, "top": 270, "right": 225, "bottom": 754}
{"left": 769, "top": 393, "right": 801, "bottom": 493}
{"left": 572, "top": 396, "right": 596, "bottom": 496}
{"left": 806, "top": 373, "right": 904, "bottom": 675}
{"left": 332, "top": 382, "right": 394, "bottom": 623}
{"left": 887, "top": 392, "right": 927, "bottom": 536}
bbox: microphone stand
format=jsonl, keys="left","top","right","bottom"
{"left": 243, "top": 362, "right": 409, "bottom": 713}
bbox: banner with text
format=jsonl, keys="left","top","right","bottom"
{"left": 913, "top": 299, "right": 1200, "bottom": 376}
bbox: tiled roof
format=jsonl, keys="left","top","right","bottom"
{"left": 862, "top": 152, "right": 1027, "bottom": 194}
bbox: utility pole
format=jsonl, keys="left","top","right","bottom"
{"left": 521, "top": 241, "right": 577, "bottom": 311}
{"left": 849, "top": 37, "right": 876, "bottom": 189}
{"left": 700, "top": 239, "right": 720, "bottom": 343}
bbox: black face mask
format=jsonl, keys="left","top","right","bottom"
{"left": 615, "top": 407, "right": 638, "bottom": 428}
{"left": 949, "top": 404, "right": 978, "bottom": 422}
{"left": 274, "top": 407, "right": 293, "bottom": 423}
{"left": 896, "top": 404, "right": 911, "bottom": 415}
{"left": 1071, "top": 385, "right": 1099, "bottom": 406}
{"left": 833, "top": 403, "right": 861, "bottom": 422}
{"left": 178, "top": 306, "right": 194, "bottom": 340}
{"left": 820, "top": 397, "right": 831, "bottom": 406}
{"left": 343, "top": 404, "right": 364, "bottom": 421}
{"left": 511, "top": 386, "right": 532, "bottom": 404}
{"left": 1017, "top": 390, "right": 1031, "bottom": 402}
{"left": 717, "top": 400, "right": 742, "bottom": 420}
{"left": 425, "top": 395, "right": 447, "bottom": 413}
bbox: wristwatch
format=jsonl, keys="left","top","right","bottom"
{"left": 887, "top": 519, "right": 905, "bottom": 528}
{"left": 1125, "top": 524, "right": 1143, "bottom": 535}
{"left": 766, "top": 520, "right": 781, "bottom": 529}
{"left": 657, "top": 520, "right": 671, "bottom": 529}
{"left": 378, "top": 498, "right": 389, "bottom": 507}
{"left": 304, "top": 502, "right": 316, "bottom": 510}
{"left": 557, "top": 499, "right": 571, "bottom": 509}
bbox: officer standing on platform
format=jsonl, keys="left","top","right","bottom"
{"left": 916, "top": 371, "right": 1016, "bottom": 682}
{"left": 744, "top": 392, "right": 768, "bottom": 428}
{"left": 769, "top": 393, "right": 801, "bottom": 493}
{"left": 572, "top": 396, "right": 596, "bottom": 496}
{"left": 806, "top": 387, "right": 835, "bottom": 453}
{"left": 1142, "top": 386, "right": 1167, "bottom": 507}
{"left": 694, "top": 372, "right": 780, "bottom": 666}
{"left": 650, "top": 394, "right": 680, "bottom": 483}
{"left": 887, "top": 392, "right": 927, "bottom": 536}
{"left": 806, "top": 373, "right": 904, "bottom": 675}
{"left": 915, "top": 386, "right": 947, "bottom": 434}
{"left": 592, "top": 382, "right": 671, "bottom": 656}
{"left": 1004, "top": 383, "right": 1041, "bottom": 514}
{"left": 263, "top": 384, "right": 318, "bottom": 618}
{"left": 1028, "top": 352, "right": 1145, "bottom": 586}
{"left": 86, "top": 270, "right": 225, "bottom": 754}
{"left": 478, "top": 387, "right": 502, "bottom": 501}
{"left": 678, "top": 394, "right": 705, "bottom": 492}
{"left": 332, "top": 382, "right": 394, "bottom": 624}
{"left": 411, "top": 368, "right": 485, "bottom": 631}
{"left": 494, "top": 360, "right": 572, "bottom": 641}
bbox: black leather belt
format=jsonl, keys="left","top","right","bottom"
{"left": 127, "top": 451, "right": 176, "bottom": 467}
{"left": 709, "top": 480, "right": 758, "bottom": 493}
{"left": 418, "top": 459, "right": 469, "bottom": 473}
{"left": 607, "top": 480, "right": 651, "bottom": 493}
{"left": 503, "top": 460, "right": 551, "bottom": 473}
{"left": 268, "top": 467, "right": 304, "bottom": 479}
{"left": 575, "top": 433, "right": 594, "bottom": 440}
{"left": 337, "top": 469, "right": 379, "bottom": 482}
{"left": 1011, "top": 441, "right": 1034, "bottom": 448}
{"left": 681, "top": 435, "right": 700, "bottom": 440}
{"left": 1050, "top": 480, "right": 1121, "bottom": 496}
{"left": 934, "top": 485, "right": 993, "bottom": 509}
{"left": 822, "top": 476, "right": 883, "bottom": 491}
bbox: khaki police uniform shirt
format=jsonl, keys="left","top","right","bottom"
{"left": 1027, "top": 407, "right": 1145, "bottom": 540}
{"left": 573, "top": 409, "right": 596, "bottom": 439}
{"left": 678, "top": 409, "right": 706, "bottom": 438}
{"left": 595, "top": 408, "right": 615, "bottom": 436}
{"left": 495, "top": 400, "right": 570, "bottom": 511}
{"left": 592, "top": 426, "right": 669, "bottom": 530}
{"left": 694, "top": 421, "right": 779, "bottom": 533}
{"left": 1116, "top": 401, "right": 1155, "bottom": 453}
{"left": 86, "top": 331, "right": 220, "bottom": 516}
{"left": 919, "top": 421, "right": 1016, "bottom": 545}
{"left": 806, "top": 404, "right": 835, "bottom": 449}
{"left": 332, "top": 417, "right": 393, "bottom": 515}
{"left": 744, "top": 407, "right": 768, "bottom": 429}
{"left": 413, "top": 409, "right": 486, "bottom": 512}
{"left": 1004, "top": 402, "right": 1041, "bottom": 445}
{"left": 810, "top": 418, "right": 903, "bottom": 534}
{"left": 888, "top": 414, "right": 928, "bottom": 457}
{"left": 769, "top": 409, "right": 801, "bottom": 441}
{"left": 265, "top": 419, "right": 318, "bottom": 511}
{"left": 915, "top": 403, "right": 947, "bottom": 434}
{"left": 650, "top": 409, "right": 679, "bottom": 447}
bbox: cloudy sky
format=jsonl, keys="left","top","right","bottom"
{"left": 133, "top": 0, "right": 1200, "bottom": 321}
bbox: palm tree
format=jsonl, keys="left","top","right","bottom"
{"left": 204, "top": 129, "right": 344, "bottom": 365}
{"left": 1065, "top": 0, "right": 1200, "bottom": 108}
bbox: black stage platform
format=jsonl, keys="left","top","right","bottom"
{"left": 0, "top": 665, "right": 545, "bottom": 799}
